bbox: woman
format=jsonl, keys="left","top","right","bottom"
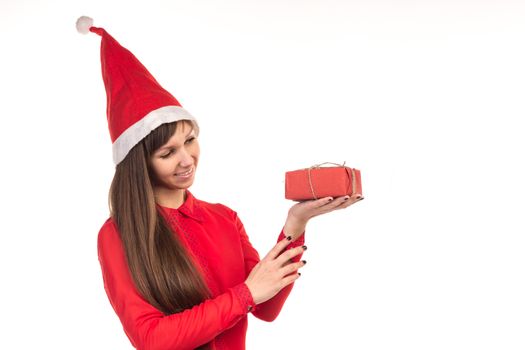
{"left": 99, "top": 118, "right": 361, "bottom": 349}
{"left": 77, "top": 16, "right": 363, "bottom": 350}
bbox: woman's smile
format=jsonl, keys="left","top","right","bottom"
{"left": 175, "top": 166, "right": 194, "bottom": 178}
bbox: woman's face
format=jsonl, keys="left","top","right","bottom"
{"left": 149, "top": 121, "right": 199, "bottom": 192}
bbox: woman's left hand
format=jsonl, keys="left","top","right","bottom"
{"left": 283, "top": 193, "right": 364, "bottom": 239}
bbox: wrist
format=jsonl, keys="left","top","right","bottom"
{"left": 284, "top": 215, "right": 307, "bottom": 240}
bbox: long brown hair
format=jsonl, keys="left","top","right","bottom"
{"left": 109, "top": 120, "right": 212, "bottom": 349}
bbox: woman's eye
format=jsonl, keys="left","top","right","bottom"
{"left": 160, "top": 138, "right": 194, "bottom": 158}
{"left": 160, "top": 151, "right": 172, "bottom": 158}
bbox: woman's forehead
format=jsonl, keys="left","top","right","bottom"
{"left": 177, "top": 120, "right": 195, "bottom": 133}
{"left": 165, "top": 121, "right": 195, "bottom": 143}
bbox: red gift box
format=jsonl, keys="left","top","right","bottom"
{"left": 285, "top": 162, "right": 362, "bottom": 201}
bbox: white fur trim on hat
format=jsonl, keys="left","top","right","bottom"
{"left": 112, "top": 105, "right": 200, "bottom": 165}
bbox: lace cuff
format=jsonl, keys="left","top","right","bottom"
{"left": 231, "top": 282, "right": 257, "bottom": 313}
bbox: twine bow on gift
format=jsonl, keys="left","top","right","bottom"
{"left": 306, "top": 161, "right": 357, "bottom": 200}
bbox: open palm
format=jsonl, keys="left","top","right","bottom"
{"left": 288, "top": 193, "right": 364, "bottom": 224}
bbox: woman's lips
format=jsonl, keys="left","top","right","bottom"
{"left": 175, "top": 167, "right": 194, "bottom": 178}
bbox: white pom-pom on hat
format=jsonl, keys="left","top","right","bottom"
{"left": 76, "top": 16, "right": 94, "bottom": 34}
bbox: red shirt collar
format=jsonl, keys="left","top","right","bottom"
{"left": 156, "top": 190, "right": 204, "bottom": 222}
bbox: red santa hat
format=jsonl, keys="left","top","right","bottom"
{"left": 76, "top": 16, "right": 199, "bottom": 165}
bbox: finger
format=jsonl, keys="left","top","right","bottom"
{"left": 275, "top": 245, "right": 306, "bottom": 265}
{"left": 351, "top": 193, "right": 364, "bottom": 201}
{"left": 334, "top": 200, "right": 354, "bottom": 210}
{"left": 333, "top": 195, "right": 364, "bottom": 211}
{"left": 280, "top": 272, "right": 301, "bottom": 288}
{"left": 310, "top": 195, "right": 348, "bottom": 214}
{"left": 264, "top": 235, "right": 293, "bottom": 261}
{"left": 336, "top": 196, "right": 358, "bottom": 208}
{"left": 280, "top": 260, "right": 306, "bottom": 276}
{"left": 282, "top": 258, "right": 295, "bottom": 267}
{"left": 323, "top": 195, "right": 349, "bottom": 207}
{"left": 308, "top": 194, "right": 364, "bottom": 216}
{"left": 325, "top": 198, "right": 356, "bottom": 212}
{"left": 307, "top": 197, "right": 352, "bottom": 216}
{"left": 314, "top": 196, "right": 335, "bottom": 208}
{"left": 298, "top": 196, "right": 334, "bottom": 210}
{"left": 342, "top": 194, "right": 364, "bottom": 206}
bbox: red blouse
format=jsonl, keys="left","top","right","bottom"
{"left": 97, "top": 190, "right": 305, "bottom": 350}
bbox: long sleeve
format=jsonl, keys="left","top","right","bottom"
{"left": 97, "top": 220, "right": 256, "bottom": 350}
{"left": 232, "top": 211, "right": 305, "bottom": 322}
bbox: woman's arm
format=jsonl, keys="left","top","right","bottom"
{"left": 232, "top": 211, "right": 305, "bottom": 322}
{"left": 232, "top": 195, "right": 363, "bottom": 322}
{"left": 97, "top": 220, "right": 255, "bottom": 350}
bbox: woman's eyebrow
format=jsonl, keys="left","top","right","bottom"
{"left": 157, "top": 128, "right": 195, "bottom": 152}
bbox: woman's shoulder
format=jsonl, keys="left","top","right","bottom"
{"left": 97, "top": 217, "right": 121, "bottom": 246}
{"left": 99, "top": 216, "right": 117, "bottom": 232}
{"left": 193, "top": 195, "right": 237, "bottom": 219}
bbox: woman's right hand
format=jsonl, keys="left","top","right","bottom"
{"left": 244, "top": 237, "right": 307, "bottom": 305}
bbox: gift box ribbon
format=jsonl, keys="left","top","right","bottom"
{"left": 307, "top": 161, "right": 356, "bottom": 200}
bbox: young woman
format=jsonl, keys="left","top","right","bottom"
{"left": 98, "top": 119, "right": 362, "bottom": 349}
{"left": 77, "top": 16, "right": 363, "bottom": 350}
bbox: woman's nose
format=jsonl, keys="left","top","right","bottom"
{"left": 178, "top": 148, "right": 194, "bottom": 166}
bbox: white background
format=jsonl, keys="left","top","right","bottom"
{"left": 1, "top": 0, "right": 524, "bottom": 349}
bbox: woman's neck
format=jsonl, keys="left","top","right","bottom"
{"left": 153, "top": 187, "right": 187, "bottom": 209}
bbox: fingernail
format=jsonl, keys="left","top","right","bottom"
{"left": 301, "top": 260, "right": 307, "bottom": 264}
{"left": 286, "top": 236, "right": 292, "bottom": 241}
{"left": 302, "top": 245, "right": 307, "bottom": 251}
{"left": 328, "top": 198, "right": 334, "bottom": 202}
